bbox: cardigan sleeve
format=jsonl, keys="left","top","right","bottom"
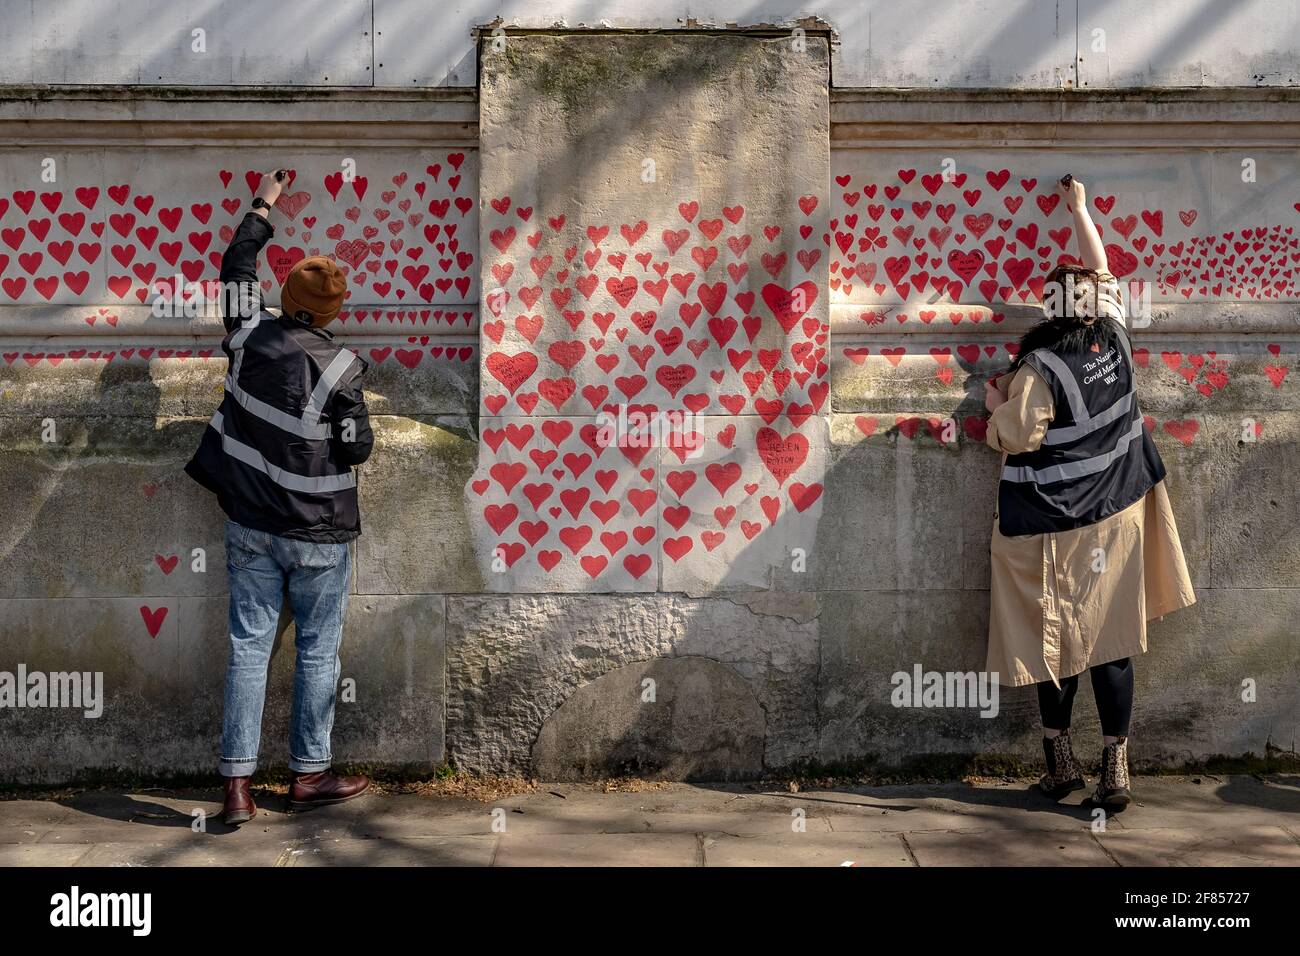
{"left": 985, "top": 365, "right": 1055, "bottom": 455}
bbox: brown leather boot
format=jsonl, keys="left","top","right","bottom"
{"left": 287, "top": 769, "right": 370, "bottom": 811}
{"left": 222, "top": 776, "right": 256, "bottom": 825}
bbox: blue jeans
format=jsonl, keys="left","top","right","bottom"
{"left": 219, "top": 520, "right": 351, "bottom": 777}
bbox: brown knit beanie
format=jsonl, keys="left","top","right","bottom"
{"left": 280, "top": 256, "right": 347, "bottom": 327}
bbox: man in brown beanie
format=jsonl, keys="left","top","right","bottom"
{"left": 186, "top": 170, "right": 372, "bottom": 825}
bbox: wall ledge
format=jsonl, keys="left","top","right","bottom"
{"left": 832, "top": 88, "right": 1300, "bottom": 146}
{"left": 0, "top": 87, "right": 478, "bottom": 145}
{"left": 830, "top": 302, "right": 1300, "bottom": 338}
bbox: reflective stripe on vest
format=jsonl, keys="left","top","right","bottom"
{"left": 224, "top": 373, "right": 331, "bottom": 439}
{"left": 207, "top": 410, "right": 357, "bottom": 494}
{"left": 1003, "top": 322, "right": 1141, "bottom": 484}
{"left": 1028, "top": 318, "right": 1135, "bottom": 447}
{"left": 302, "top": 351, "right": 359, "bottom": 426}
{"left": 223, "top": 313, "right": 358, "bottom": 440}
{"left": 1001, "top": 415, "right": 1146, "bottom": 485}
{"left": 228, "top": 313, "right": 263, "bottom": 350}
{"left": 1040, "top": 392, "right": 1133, "bottom": 446}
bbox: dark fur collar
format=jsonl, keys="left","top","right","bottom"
{"left": 1011, "top": 315, "right": 1120, "bottom": 370}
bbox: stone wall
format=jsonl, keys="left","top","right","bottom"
{"left": 0, "top": 90, "right": 480, "bottom": 781}
{"left": 822, "top": 91, "right": 1300, "bottom": 770}
{"left": 0, "top": 33, "right": 1297, "bottom": 784}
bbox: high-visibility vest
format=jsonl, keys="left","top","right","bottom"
{"left": 185, "top": 310, "right": 367, "bottom": 542}
{"left": 998, "top": 314, "right": 1166, "bottom": 536}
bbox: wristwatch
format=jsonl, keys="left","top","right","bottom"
{"left": 251, "top": 197, "right": 272, "bottom": 211}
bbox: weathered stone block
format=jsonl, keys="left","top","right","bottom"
{"left": 0, "top": 349, "right": 225, "bottom": 420}
{"left": 661, "top": 592, "right": 820, "bottom": 770}
{"left": 820, "top": 413, "right": 970, "bottom": 591}
{"left": 352, "top": 339, "right": 479, "bottom": 418}
{"left": 445, "top": 591, "right": 819, "bottom": 775}
{"left": 829, "top": 338, "right": 992, "bottom": 415}
{"left": 959, "top": 434, "right": 1002, "bottom": 590}
{"left": 177, "top": 592, "right": 447, "bottom": 772}
{"left": 1205, "top": 412, "right": 1300, "bottom": 589}
{"left": 445, "top": 594, "right": 668, "bottom": 773}
{"left": 0, "top": 596, "right": 186, "bottom": 782}
{"left": 1134, "top": 337, "right": 1297, "bottom": 415}
{"left": 532, "top": 657, "right": 765, "bottom": 781}
{"left": 819, "top": 584, "right": 1299, "bottom": 771}
{"left": 817, "top": 589, "right": 1035, "bottom": 768}
{"left": 354, "top": 414, "right": 483, "bottom": 594}
{"left": 0, "top": 589, "right": 446, "bottom": 784}
{"left": 0, "top": 415, "right": 228, "bottom": 599}
{"left": 1139, "top": 586, "right": 1300, "bottom": 765}
{"left": 474, "top": 32, "right": 831, "bottom": 596}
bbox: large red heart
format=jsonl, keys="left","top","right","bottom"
{"left": 760, "top": 281, "right": 818, "bottom": 333}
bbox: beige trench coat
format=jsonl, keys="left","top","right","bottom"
{"left": 985, "top": 365, "right": 1197, "bottom": 688}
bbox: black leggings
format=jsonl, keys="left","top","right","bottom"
{"left": 1036, "top": 658, "right": 1133, "bottom": 737}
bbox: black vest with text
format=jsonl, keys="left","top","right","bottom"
{"left": 998, "top": 320, "right": 1165, "bottom": 536}
{"left": 185, "top": 310, "right": 364, "bottom": 542}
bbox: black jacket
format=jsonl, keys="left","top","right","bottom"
{"left": 185, "top": 212, "right": 372, "bottom": 543}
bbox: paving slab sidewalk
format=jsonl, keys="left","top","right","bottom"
{"left": 2, "top": 775, "right": 1298, "bottom": 867}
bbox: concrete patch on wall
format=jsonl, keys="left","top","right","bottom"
{"left": 445, "top": 591, "right": 819, "bottom": 775}
{"left": 471, "top": 32, "right": 831, "bottom": 593}
{"left": 355, "top": 415, "right": 484, "bottom": 595}
{"left": 532, "top": 656, "right": 765, "bottom": 780}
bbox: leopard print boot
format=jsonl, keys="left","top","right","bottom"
{"left": 1039, "top": 730, "right": 1086, "bottom": 799}
{"left": 1093, "top": 737, "right": 1132, "bottom": 809}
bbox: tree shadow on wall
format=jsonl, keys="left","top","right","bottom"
{"left": 2, "top": 355, "right": 304, "bottom": 781}
{"left": 522, "top": 322, "right": 1271, "bottom": 822}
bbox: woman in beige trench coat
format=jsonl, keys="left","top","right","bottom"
{"left": 983, "top": 176, "right": 1197, "bottom": 809}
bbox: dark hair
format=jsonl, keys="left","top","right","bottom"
{"left": 1010, "top": 265, "right": 1121, "bottom": 371}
